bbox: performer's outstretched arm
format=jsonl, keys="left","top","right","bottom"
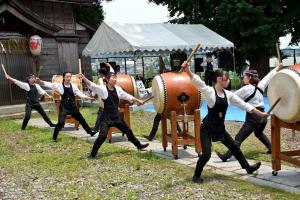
{"left": 5, "top": 74, "right": 30, "bottom": 91}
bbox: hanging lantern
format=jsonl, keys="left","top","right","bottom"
{"left": 29, "top": 35, "right": 42, "bottom": 56}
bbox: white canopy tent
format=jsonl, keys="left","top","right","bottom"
{"left": 83, "top": 21, "right": 234, "bottom": 57}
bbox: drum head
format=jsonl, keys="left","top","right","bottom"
{"left": 130, "top": 75, "right": 138, "bottom": 97}
{"left": 268, "top": 69, "right": 300, "bottom": 123}
{"left": 152, "top": 75, "right": 165, "bottom": 113}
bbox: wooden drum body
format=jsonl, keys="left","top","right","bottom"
{"left": 116, "top": 74, "right": 138, "bottom": 108}
{"left": 268, "top": 64, "right": 300, "bottom": 123}
{"left": 152, "top": 71, "right": 202, "bottom": 115}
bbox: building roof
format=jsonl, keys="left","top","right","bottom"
{"left": 0, "top": 0, "right": 62, "bottom": 35}
{"left": 42, "top": 0, "right": 95, "bottom": 4}
{"left": 83, "top": 21, "right": 234, "bottom": 57}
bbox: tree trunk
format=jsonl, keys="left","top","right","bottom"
{"left": 248, "top": 48, "right": 270, "bottom": 79}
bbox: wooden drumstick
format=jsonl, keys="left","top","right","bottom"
{"left": 179, "top": 43, "right": 200, "bottom": 72}
{"left": 1, "top": 63, "right": 7, "bottom": 76}
{"left": 276, "top": 43, "right": 281, "bottom": 63}
{"left": 260, "top": 97, "right": 281, "bottom": 123}
{"left": 78, "top": 58, "right": 82, "bottom": 74}
{"left": 186, "top": 43, "right": 200, "bottom": 63}
{"left": 0, "top": 42, "right": 6, "bottom": 53}
{"left": 37, "top": 65, "right": 43, "bottom": 77}
{"left": 143, "top": 96, "right": 154, "bottom": 104}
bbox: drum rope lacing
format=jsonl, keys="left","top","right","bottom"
{"left": 282, "top": 66, "right": 300, "bottom": 76}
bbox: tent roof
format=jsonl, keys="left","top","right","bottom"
{"left": 83, "top": 21, "right": 234, "bottom": 57}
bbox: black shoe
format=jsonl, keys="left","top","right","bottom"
{"left": 87, "top": 154, "right": 96, "bottom": 159}
{"left": 52, "top": 139, "right": 57, "bottom": 143}
{"left": 90, "top": 130, "right": 97, "bottom": 137}
{"left": 143, "top": 135, "right": 153, "bottom": 141}
{"left": 246, "top": 162, "right": 261, "bottom": 174}
{"left": 192, "top": 176, "right": 203, "bottom": 184}
{"left": 138, "top": 143, "right": 149, "bottom": 150}
{"left": 216, "top": 152, "right": 229, "bottom": 162}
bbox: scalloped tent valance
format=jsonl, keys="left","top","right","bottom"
{"left": 83, "top": 21, "right": 234, "bottom": 57}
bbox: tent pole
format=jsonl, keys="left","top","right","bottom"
{"left": 133, "top": 51, "right": 137, "bottom": 75}
{"left": 142, "top": 56, "right": 145, "bottom": 78}
{"left": 124, "top": 57, "right": 127, "bottom": 74}
{"left": 232, "top": 47, "right": 236, "bottom": 73}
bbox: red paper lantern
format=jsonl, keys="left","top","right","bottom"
{"left": 29, "top": 35, "right": 42, "bottom": 56}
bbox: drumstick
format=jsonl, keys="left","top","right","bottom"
{"left": 276, "top": 43, "right": 281, "bottom": 63}
{"left": 37, "top": 65, "right": 43, "bottom": 77}
{"left": 260, "top": 97, "right": 281, "bottom": 123}
{"left": 179, "top": 43, "right": 200, "bottom": 73}
{"left": 1, "top": 63, "right": 7, "bottom": 76}
{"left": 0, "top": 42, "right": 6, "bottom": 53}
{"left": 78, "top": 58, "right": 82, "bottom": 74}
{"left": 186, "top": 43, "right": 201, "bottom": 63}
{"left": 143, "top": 96, "right": 154, "bottom": 104}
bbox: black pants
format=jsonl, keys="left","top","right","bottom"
{"left": 91, "top": 118, "right": 142, "bottom": 157}
{"left": 93, "top": 107, "right": 104, "bottom": 131}
{"left": 22, "top": 104, "right": 54, "bottom": 130}
{"left": 194, "top": 126, "right": 250, "bottom": 177}
{"left": 53, "top": 111, "right": 92, "bottom": 140}
{"left": 147, "top": 113, "right": 182, "bottom": 140}
{"left": 222, "top": 112, "right": 271, "bottom": 159}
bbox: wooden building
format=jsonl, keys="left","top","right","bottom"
{"left": 0, "top": 0, "right": 95, "bottom": 105}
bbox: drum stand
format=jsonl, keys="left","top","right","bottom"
{"left": 271, "top": 115, "right": 300, "bottom": 176}
{"left": 107, "top": 103, "right": 130, "bottom": 143}
{"left": 161, "top": 109, "right": 201, "bottom": 159}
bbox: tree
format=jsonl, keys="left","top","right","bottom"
{"left": 76, "top": 1, "right": 108, "bottom": 28}
{"left": 149, "top": 0, "right": 300, "bottom": 77}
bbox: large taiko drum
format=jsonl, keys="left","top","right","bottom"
{"left": 152, "top": 71, "right": 202, "bottom": 115}
{"left": 116, "top": 74, "right": 138, "bottom": 108}
{"left": 268, "top": 64, "right": 300, "bottom": 123}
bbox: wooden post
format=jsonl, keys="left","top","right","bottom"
{"left": 194, "top": 109, "right": 201, "bottom": 155}
{"left": 161, "top": 113, "right": 168, "bottom": 151}
{"left": 271, "top": 115, "right": 281, "bottom": 171}
{"left": 171, "top": 111, "right": 178, "bottom": 159}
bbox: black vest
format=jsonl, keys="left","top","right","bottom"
{"left": 202, "top": 88, "right": 228, "bottom": 141}
{"left": 61, "top": 83, "right": 77, "bottom": 114}
{"left": 26, "top": 84, "right": 40, "bottom": 106}
{"left": 103, "top": 86, "right": 121, "bottom": 124}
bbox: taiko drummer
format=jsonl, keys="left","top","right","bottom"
{"left": 181, "top": 61, "right": 268, "bottom": 184}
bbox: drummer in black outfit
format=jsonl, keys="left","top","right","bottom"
{"left": 79, "top": 69, "right": 149, "bottom": 159}
{"left": 217, "top": 64, "right": 283, "bottom": 162}
{"left": 181, "top": 61, "right": 268, "bottom": 184}
{"left": 38, "top": 72, "right": 96, "bottom": 142}
{"left": 5, "top": 73, "right": 55, "bottom": 130}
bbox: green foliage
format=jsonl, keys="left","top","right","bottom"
{"left": 149, "top": 0, "right": 300, "bottom": 76}
{"left": 76, "top": 1, "right": 104, "bottom": 28}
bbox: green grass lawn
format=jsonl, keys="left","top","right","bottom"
{"left": 0, "top": 107, "right": 299, "bottom": 199}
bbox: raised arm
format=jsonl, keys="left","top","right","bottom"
{"left": 258, "top": 63, "right": 283, "bottom": 91}
{"left": 181, "top": 61, "right": 215, "bottom": 105}
{"left": 5, "top": 74, "right": 30, "bottom": 91}
{"left": 79, "top": 73, "right": 106, "bottom": 99}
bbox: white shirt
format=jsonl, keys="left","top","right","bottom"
{"left": 11, "top": 78, "right": 46, "bottom": 95}
{"left": 191, "top": 74, "right": 254, "bottom": 112}
{"left": 43, "top": 81, "right": 89, "bottom": 99}
{"left": 96, "top": 77, "right": 105, "bottom": 108}
{"left": 88, "top": 82, "right": 134, "bottom": 102}
{"left": 235, "top": 69, "right": 277, "bottom": 108}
